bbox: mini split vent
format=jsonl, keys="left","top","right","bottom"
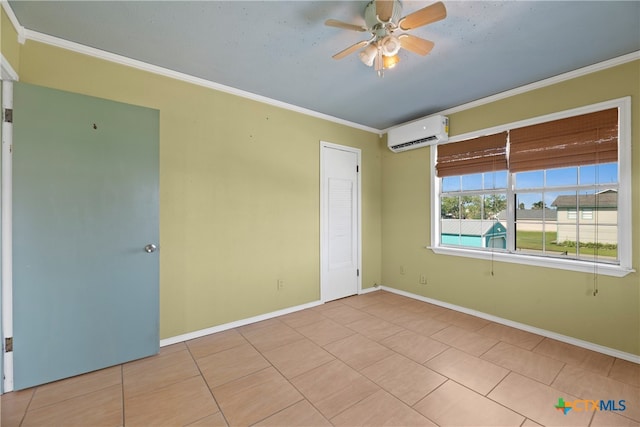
{"left": 387, "top": 115, "right": 449, "bottom": 152}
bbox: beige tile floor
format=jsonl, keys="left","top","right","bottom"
{"left": 2, "top": 291, "right": 639, "bottom": 426}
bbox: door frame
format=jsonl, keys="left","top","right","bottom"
{"left": 1, "top": 55, "right": 19, "bottom": 393}
{"left": 319, "top": 141, "right": 362, "bottom": 302}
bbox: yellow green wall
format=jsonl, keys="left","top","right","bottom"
{"left": 7, "top": 39, "right": 382, "bottom": 339}
{"left": 1, "top": 8, "right": 20, "bottom": 74}
{"left": 381, "top": 60, "right": 640, "bottom": 355}
{"left": 1, "top": 6, "right": 638, "bottom": 356}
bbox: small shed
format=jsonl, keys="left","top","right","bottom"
{"left": 441, "top": 219, "right": 507, "bottom": 249}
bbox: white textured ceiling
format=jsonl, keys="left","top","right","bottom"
{"left": 7, "top": 1, "right": 640, "bottom": 130}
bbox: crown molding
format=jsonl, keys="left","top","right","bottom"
{"left": 439, "top": 51, "right": 640, "bottom": 116}
{"left": 1, "top": 0, "right": 26, "bottom": 44}
{"left": 5, "top": 0, "right": 638, "bottom": 136}
{"left": 1, "top": 53, "right": 19, "bottom": 81}
{"left": 21, "top": 29, "right": 381, "bottom": 135}
{"left": 383, "top": 51, "right": 640, "bottom": 133}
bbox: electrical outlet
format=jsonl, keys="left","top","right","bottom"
{"left": 419, "top": 274, "right": 427, "bottom": 285}
{"left": 400, "top": 265, "right": 405, "bottom": 275}
{"left": 277, "top": 279, "right": 284, "bottom": 290}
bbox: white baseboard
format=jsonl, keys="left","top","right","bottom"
{"left": 359, "top": 286, "right": 379, "bottom": 295}
{"left": 379, "top": 286, "right": 640, "bottom": 364}
{"left": 160, "top": 286, "right": 639, "bottom": 364}
{"left": 161, "top": 288, "right": 378, "bottom": 347}
{"left": 160, "top": 300, "right": 323, "bottom": 347}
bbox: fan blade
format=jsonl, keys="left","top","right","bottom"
{"left": 375, "top": 0, "right": 394, "bottom": 22}
{"left": 399, "top": 34, "right": 434, "bottom": 56}
{"left": 332, "top": 41, "right": 369, "bottom": 60}
{"left": 325, "top": 19, "right": 367, "bottom": 32}
{"left": 399, "top": 1, "right": 446, "bottom": 30}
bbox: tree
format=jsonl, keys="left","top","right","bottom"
{"left": 442, "top": 194, "right": 507, "bottom": 219}
{"left": 441, "top": 196, "right": 460, "bottom": 218}
{"left": 461, "top": 195, "right": 482, "bottom": 219}
{"left": 532, "top": 201, "right": 546, "bottom": 210}
{"left": 484, "top": 194, "right": 507, "bottom": 219}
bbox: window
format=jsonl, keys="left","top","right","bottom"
{"left": 581, "top": 209, "right": 594, "bottom": 220}
{"left": 431, "top": 98, "right": 633, "bottom": 277}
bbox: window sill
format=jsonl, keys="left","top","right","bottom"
{"left": 428, "top": 246, "right": 635, "bottom": 278}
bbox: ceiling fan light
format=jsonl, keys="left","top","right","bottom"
{"left": 383, "top": 54, "right": 400, "bottom": 69}
{"left": 380, "top": 35, "right": 401, "bottom": 56}
{"left": 359, "top": 44, "right": 378, "bottom": 66}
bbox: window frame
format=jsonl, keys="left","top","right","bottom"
{"left": 581, "top": 209, "right": 594, "bottom": 220}
{"left": 429, "top": 97, "right": 634, "bottom": 277}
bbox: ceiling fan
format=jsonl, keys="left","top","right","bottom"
{"left": 325, "top": 0, "right": 446, "bottom": 77}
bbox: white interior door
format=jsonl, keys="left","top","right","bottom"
{"left": 320, "top": 142, "right": 360, "bottom": 302}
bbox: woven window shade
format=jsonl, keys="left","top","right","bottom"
{"left": 509, "top": 108, "right": 618, "bottom": 173}
{"left": 436, "top": 132, "right": 508, "bottom": 177}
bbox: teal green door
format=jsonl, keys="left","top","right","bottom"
{"left": 12, "top": 82, "right": 159, "bottom": 390}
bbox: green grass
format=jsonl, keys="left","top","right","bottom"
{"left": 516, "top": 231, "right": 618, "bottom": 258}
{"left": 516, "top": 231, "right": 563, "bottom": 253}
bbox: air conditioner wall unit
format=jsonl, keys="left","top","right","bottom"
{"left": 387, "top": 115, "right": 449, "bottom": 152}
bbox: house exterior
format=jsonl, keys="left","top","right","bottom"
{"left": 496, "top": 208, "right": 558, "bottom": 232}
{"left": 441, "top": 219, "right": 507, "bottom": 249}
{"left": 551, "top": 190, "right": 618, "bottom": 245}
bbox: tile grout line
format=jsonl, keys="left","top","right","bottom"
{"left": 530, "top": 340, "right": 617, "bottom": 374}
{"left": 319, "top": 297, "right": 454, "bottom": 424}
{"left": 587, "top": 406, "right": 597, "bottom": 427}
{"left": 409, "top": 377, "right": 447, "bottom": 425}
{"left": 7, "top": 292, "right": 637, "bottom": 426}
{"left": 16, "top": 388, "right": 35, "bottom": 427}
{"left": 250, "top": 332, "right": 322, "bottom": 411}
{"left": 294, "top": 297, "right": 430, "bottom": 424}
{"left": 530, "top": 336, "right": 546, "bottom": 354}
{"left": 285, "top": 312, "right": 393, "bottom": 424}
{"left": 120, "top": 365, "right": 125, "bottom": 427}
{"left": 203, "top": 322, "right": 330, "bottom": 425}
{"left": 224, "top": 320, "right": 336, "bottom": 426}
{"left": 604, "top": 357, "right": 616, "bottom": 378}
{"left": 246, "top": 398, "right": 307, "bottom": 426}
{"left": 248, "top": 354, "right": 332, "bottom": 427}
{"left": 353, "top": 293, "right": 614, "bottom": 425}
{"left": 477, "top": 336, "right": 502, "bottom": 358}
{"left": 17, "top": 376, "right": 125, "bottom": 425}
{"left": 548, "top": 362, "right": 568, "bottom": 387}
{"left": 483, "top": 372, "right": 551, "bottom": 426}
{"left": 484, "top": 367, "right": 511, "bottom": 398}
{"left": 184, "top": 338, "right": 232, "bottom": 427}
{"left": 448, "top": 376, "right": 530, "bottom": 423}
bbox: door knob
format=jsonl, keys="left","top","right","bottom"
{"left": 144, "top": 244, "right": 157, "bottom": 253}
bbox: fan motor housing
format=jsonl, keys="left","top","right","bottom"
{"left": 364, "top": 0, "right": 403, "bottom": 28}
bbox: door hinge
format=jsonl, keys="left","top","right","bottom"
{"left": 4, "top": 108, "right": 13, "bottom": 123}
{"left": 357, "top": 269, "right": 360, "bottom": 277}
{"left": 356, "top": 165, "right": 359, "bottom": 173}
{"left": 4, "top": 337, "right": 13, "bottom": 352}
